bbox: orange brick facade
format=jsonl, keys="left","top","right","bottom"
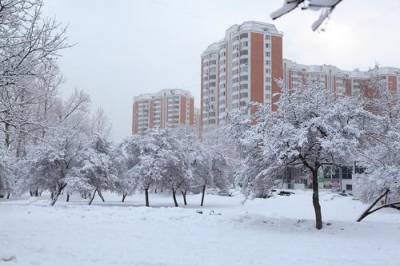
{"left": 201, "top": 21, "right": 284, "bottom": 131}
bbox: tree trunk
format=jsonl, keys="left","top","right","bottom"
{"left": 97, "top": 189, "right": 105, "bottom": 202}
{"left": 357, "top": 189, "right": 390, "bottom": 222}
{"left": 4, "top": 122, "right": 10, "bottom": 149}
{"left": 182, "top": 191, "right": 187, "bottom": 205}
{"left": 88, "top": 189, "right": 98, "bottom": 205}
{"left": 172, "top": 189, "right": 179, "bottom": 207}
{"left": 6, "top": 193, "right": 10, "bottom": 199}
{"left": 312, "top": 170, "right": 323, "bottom": 230}
{"left": 31, "top": 189, "right": 39, "bottom": 197}
{"left": 145, "top": 188, "right": 149, "bottom": 207}
{"left": 50, "top": 192, "right": 54, "bottom": 200}
{"left": 122, "top": 193, "right": 127, "bottom": 202}
{"left": 66, "top": 193, "right": 70, "bottom": 202}
{"left": 200, "top": 185, "right": 206, "bottom": 206}
{"left": 51, "top": 184, "right": 67, "bottom": 206}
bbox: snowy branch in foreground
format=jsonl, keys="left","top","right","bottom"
{"left": 271, "top": 0, "right": 344, "bottom": 31}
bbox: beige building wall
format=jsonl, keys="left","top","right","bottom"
{"left": 283, "top": 59, "right": 400, "bottom": 98}
{"left": 132, "top": 89, "right": 195, "bottom": 135}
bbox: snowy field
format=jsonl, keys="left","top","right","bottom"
{"left": 1, "top": 190, "right": 399, "bottom": 266}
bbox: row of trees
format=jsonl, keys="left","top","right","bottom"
{"left": 221, "top": 79, "right": 400, "bottom": 229}
{"left": 0, "top": 0, "right": 231, "bottom": 208}
{"left": 1, "top": 125, "right": 231, "bottom": 207}
{"left": 115, "top": 129, "right": 230, "bottom": 207}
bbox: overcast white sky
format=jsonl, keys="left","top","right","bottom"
{"left": 43, "top": 0, "right": 400, "bottom": 141}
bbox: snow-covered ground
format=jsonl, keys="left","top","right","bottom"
{"left": 1, "top": 190, "right": 399, "bottom": 266}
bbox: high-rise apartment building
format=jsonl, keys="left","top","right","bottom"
{"left": 132, "top": 89, "right": 194, "bottom": 135}
{"left": 283, "top": 59, "right": 400, "bottom": 97}
{"left": 201, "top": 21, "right": 283, "bottom": 131}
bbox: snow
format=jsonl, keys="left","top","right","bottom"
{"left": 1, "top": 190, "right": 399, "bottom": 266}
{"left": 271, "top": 0, "right": 343, "bottom": 31}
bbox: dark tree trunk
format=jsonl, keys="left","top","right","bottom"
{"left": 50, "top": 192, "right": 54, "bottom": 200}
{"left": 97, "top": 189, "right": 105, "bottom": 202}
{"left": 182, "top": 191, "right": 187, "bottom": 205}
{"left": 4, "top": 122, "right": 10, "bottom": 149}
{"left": 51, "top": 184, "right": 67, "bottom": 206}
{"left": 200, "top": 184, "right": 206, "bottom": 206}
{"left": 30, "top": 189, "right": 39, "bottom": 197}
{"left": 6, "top": 193, "right": 10, "bottom": 199}
{"left": 357, "top": 189, "right": 390, "bottom": 222}
{"left": 145, "top": 188, "right": 149, "bottom": 207}
{"left": 312, "top": 170, "right": 323, "bottom": 230}
{"left": 122, "top": 193, "right": 127, "bottom": 202}
{"left": 88, "top": 189, "right": 98, "bottom": 205}
{"left": 172, "top": 189, "right": 179, "bottom": 207}
{"left": 66, "top": 193, "right": 70, "bottom": 202}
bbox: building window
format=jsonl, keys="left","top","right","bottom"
{"left": 240, "top": 33, "right": 248, "bottom": 39}
{"left": 342, "top": 166, "right": 352, "bottom": 180}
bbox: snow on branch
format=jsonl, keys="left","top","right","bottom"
{"left": 271, "top": 0, "right": 343, "bottom": 31}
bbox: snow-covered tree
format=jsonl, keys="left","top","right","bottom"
{"left": 27, "top": 126, "right": 88, "bottom": 206}
{"left": 0, "top": 150, "right": 12, "bottom": 198}
{"left": 354, "top": 77, "right": 400, "bottom": 204}
{"left": 0, "top": 0, "right": 68, "bottom": 151}
{"left": 114, "top": 138, "right": 140, "bottom": 202}
{"left": 173, "top": 127, "right": 231, "bottom": 206}
{"left": 210, "top": 151, "right": 231, "bottom": 194}
{"left": 121, "top": 131, "right": 168, "bottom": 207}
{"left": 0, "top": 0, "right": 85, "bottom": 199}
{"left": 228, "top": 85, "right": 368, "bottom": 229}
{"left": 74, "top": 134, "right": 118, "bottom": 205}
{"left": 159, "top": 148, "right": 189, "bottom": 207}
{"left": 189, "top": 146, "right": 212, "bottom": 206}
